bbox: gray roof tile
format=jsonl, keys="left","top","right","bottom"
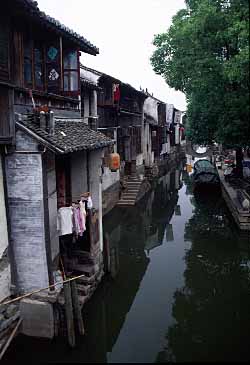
{"left": 17, "top": 119, "right": 114, "bottom": 154}
{"left": 17, "top": 0, "right": 99, "bottom": 55}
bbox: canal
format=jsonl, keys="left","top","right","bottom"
{"left": 2, "top": 162, "right": 250, "bottom": 363}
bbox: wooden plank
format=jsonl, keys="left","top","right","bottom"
{"left": 64, "top": 282, "right": 76, "bottom": 348}
{"left": 71, "top": 281, "right": 85, "bottom": 336}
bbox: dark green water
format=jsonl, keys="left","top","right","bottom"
{"left": 2, "top": 166, "right": 250, "bottom": 363}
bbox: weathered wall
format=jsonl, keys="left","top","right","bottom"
{"left": 0, "top": 154, "right": 10, "bottom": 302}
{"left": 136, "top": 153, "right": 143, "bottom": 167}
{"left": 80, "top": 68, "right": 100, "bottom": 85}
{"left": 143, "top": 97, "right": 158, "bottom": 124}
{"left": 83, "top": 94, "right": 90, "bottom": 124}
{"left": 71, "top": 151, "right": 88, "bottom": 201}
{"left": 89, "top": 149, "right": 103, "bottom": 209}
{"left": 102, "top": 181, "right": 120, "bottom": 216}
{"left": 102, "top": 166, "right": 120, "bottom": 191}
{"left": 45, "top": 152, "right": 59, "bottom": 263}
{"left": 5, "top": 130, "right": 49, "bottom": 294}
{"left": 143, "top": 123, "right": 154, "bottom": 167}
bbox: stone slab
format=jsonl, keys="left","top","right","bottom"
{"left": 20, "top": 299, "right": 54, "bottom": 339}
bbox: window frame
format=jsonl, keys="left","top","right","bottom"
{"left": 23, "top": 36, "right": 45, "bottom": 91}
{"left": 63, "top": 48, "right": 80, "bottom": 96}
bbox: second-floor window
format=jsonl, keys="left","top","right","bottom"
{"left": 63, "top": 50, "right": 79, "bottom": 93}
{"left": 24, "top": 38, "right": 45, "bottom": 90}
{"left": 23, "top": 34, "right": 80, "bottom": 96}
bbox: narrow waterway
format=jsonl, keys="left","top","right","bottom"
{"left": 2, "top": 162, "right": 250, "bottom": 363}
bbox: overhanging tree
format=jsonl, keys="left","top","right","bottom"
{"left": 151, "top": 0, "right": 249, "bottom": 151}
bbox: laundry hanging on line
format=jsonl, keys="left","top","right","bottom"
{"left": 57, "top": 195, "right": 93, "bottom": 237}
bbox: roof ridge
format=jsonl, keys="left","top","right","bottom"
{"left": 18, "top": 0, "right": 99, "bottom": 55}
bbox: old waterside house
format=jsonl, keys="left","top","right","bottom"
{"left": 0, "top": 0, "right": 114, "bottom": 342}
{"left": 81, "top": 65, "right": 155, "bottom": 209}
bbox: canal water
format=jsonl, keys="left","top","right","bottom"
{"left": 2, "top": 162, "right": 250, "bottom": 363}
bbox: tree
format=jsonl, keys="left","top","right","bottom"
{"left": 151, "top": 0, "right": 249, "bottom": 150}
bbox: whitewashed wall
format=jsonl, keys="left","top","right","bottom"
{"left": 0, "top": 155, "right": 8, "bottom": 258}
{"left": 143, "top": 97, "right": 158, "bottom": 123}
{"left": 80, "top": 69, "right": 100, "bottom": 85}
{"left": 102, "top": 167, "right": 120, "bottom": 191}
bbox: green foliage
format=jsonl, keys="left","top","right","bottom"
{"left": 151, "top": 0, "right": 250, "bottom": 146}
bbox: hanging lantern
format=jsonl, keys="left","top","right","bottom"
{"left": 109, "top": 153, "right": 120, "bottom": 172}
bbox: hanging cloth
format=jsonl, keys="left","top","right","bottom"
{"left": 87, "top": 196, "right": 93, "bottom": 209}
{"left": 57, "top": 207, "right": 73, "bottom": 236}
{"left": 72, "top": 206, "right": 81, "bottom": 237}
{"left": 79, "top": 200, "right": 87, "bottom": 233}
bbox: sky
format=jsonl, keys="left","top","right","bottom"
{"left": 38, "top": 0, "right": 187, "bottom": 111}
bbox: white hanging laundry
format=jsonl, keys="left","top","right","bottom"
{"left": 57, "top": 207, "right": 73, "bottom": 236}
{"left": 87, "top": 196, "right": 93, "bottom": 209}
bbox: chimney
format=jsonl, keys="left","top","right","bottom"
{"left": 40, "top": 111, "right": 46, "bottom": 130}
{"left": 88, "top": 116, "right": 98, "bottom": 131}
{"left": 48, "top": 111, "right": 55, "bottom": 135}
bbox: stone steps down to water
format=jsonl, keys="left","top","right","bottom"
{"left": 117, "top": 175, "right": 145, "bottom": 207}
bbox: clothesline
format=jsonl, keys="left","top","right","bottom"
{"left": 57, "top": 195, "right": 93, "bottom": 237}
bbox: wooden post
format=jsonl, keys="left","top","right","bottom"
{"left": 64, "top": 282, "right": 76, "bottom": 348}
{"left": 71, "top": 281, "right": 85, "bottom": 336}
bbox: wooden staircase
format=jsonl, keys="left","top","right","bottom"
{"left": 117, "top": 175, "right": 143, "bottom": 207}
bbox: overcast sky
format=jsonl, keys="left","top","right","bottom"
{"left": 38, "top": 0, "right": 187, "bottom": 110}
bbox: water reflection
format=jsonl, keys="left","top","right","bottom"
{"left": 2, "top": 163, "right": 250, "bottom": 363}
{"left": 157, "top": 176, "right": 250, "bottom": 363}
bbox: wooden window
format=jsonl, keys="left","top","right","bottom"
{"left": 63, "top": 50, "right": 79, "bottom": 95}
{"left": 23, "top": 37, "right": 45, "bottom": 90}
{"left": 46, "top": 42, "right": 61, "bottom": 94}
{"left": 0, "top": 17, "right": 10, "bottom": 82}
{"left": 23, "top": 37, "right": 33, "bottom": 88}
{"left": 34, "top": 42, "right": 44, "bottom": 90}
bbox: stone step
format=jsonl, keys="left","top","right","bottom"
{"left": 121, "top": 194, "right": 138, "bottom": 199}
{"left": 117, "top": 201, "right": 135, "bottom": 206}
{"left": 125, "top": 191, "right": 140, "bottom": 196}
{"left": 127, "top": 182, "right": 141, "bottom": 186}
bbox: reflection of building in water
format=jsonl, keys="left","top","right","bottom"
{"left": 175, "top": 205, "right": 181, "bottom": 216}
{"left": 157, "top": 190, "right": 250, "bottom": 363}
{"left": 78, "top": 166, "right": 185, "bottom": 362}
{"left": 145, "top": 168, "right": 182, "bottom": 251}
{"left": 166, "top": 224, "right": 174, "bottom": 242}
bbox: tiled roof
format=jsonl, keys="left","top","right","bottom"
{"left": 17, "top": 118, "right": 114, "bottom": 154}
{"left": 80, "top": 77, "right": 102, "bottom": 91}
{"left": 16, "top": 0, "right": 99, "bottom": 55}
{"left": 80, "top": 64, "right": 147, "bottom": 98}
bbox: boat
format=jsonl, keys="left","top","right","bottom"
{"left": 192, "top": 159, "right": 220, "bottom": 190}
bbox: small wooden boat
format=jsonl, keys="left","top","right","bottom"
{"left": 192, "top": 159, "right": 220, "bottom": 190}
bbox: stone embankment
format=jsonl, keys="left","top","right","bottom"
{"left": 0, "top": 303, "right": 20, "bottom": 351}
